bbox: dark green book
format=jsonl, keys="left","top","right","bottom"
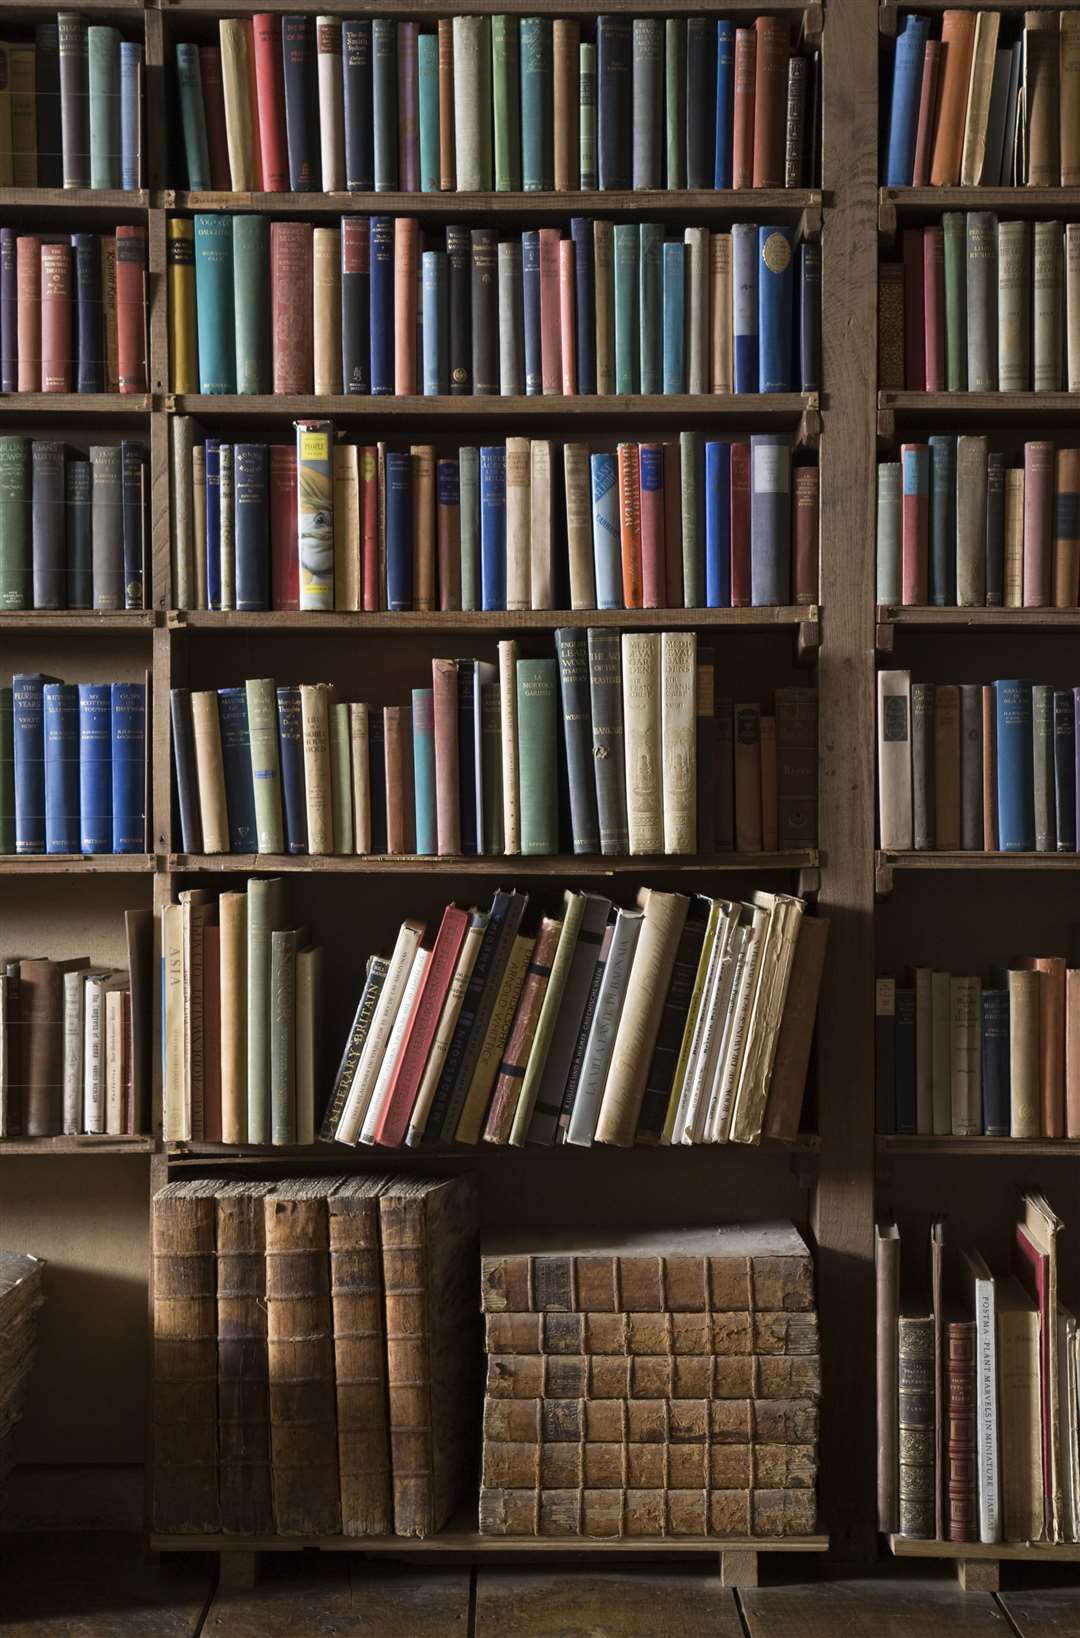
{"left": 492, "top": 15, "right": 522, "bottom": 192}
{"left": 0, "top": 437, "right": 30, "bottom": 611}
{"left": 613, "top": 223, "right": 640, "bottom": 395}
{"left": 516, "top": 658, "right": 558, "bottom": 855}
{"left": 520, "top": 16, "right": 553, "bottom": 191}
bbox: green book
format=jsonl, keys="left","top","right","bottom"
{"left": 232, "top": 215, "right": 270, "bottom": 395}
{"left": 579, "top": 41, "right": 597, "bottom": 189}
{"left": 0, "top": 687, "right": 13, "bottom": 854}
{"left": 270, "top": 928, "right": 298, "bottom": 1146}
{"left": 613, "top": 223, "right": 640, "bottom": 395}
{"left": 509, "top": 891, "right": 583, "bottom": 1145}
{"left": 245, "top": 677, "right": 284, "bottom": 854}
{"left": 0, "top": 437, "right": 31, "bottom": 611}
{"left": 639, "top": 222, "right": 663, "bottom": 394}
{"left": 942, "top": 212, "right": 967, "bottom": 393}
{"left": 247, "top": 876, "right": 285, "bottom": 1145}
{"left": 418, "top": 31, "right": 440, "bottom": 193}
{"left": 679, "top": 430, "right": 704, "bottom": 609}
{"left": 459, "top": 446, "right": 480, "bottom": 610}
{"left": 520, "top": 16, "right": 552, "bottom": 191}
{"left": 516, "top": 658, "right": 558, "bottom": 855}
{"left": 665, "top": 21, "right": 686, "bottom": 190}
{"left": 87, "top": 25, "right": 121, "bottom": 190}
{"left": 329, "top": 700, "right": 353, "bottom": 856}
{"left": 492, "top": 15, "right": 522, "bottom": 192}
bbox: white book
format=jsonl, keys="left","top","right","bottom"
{"left": 316, "top": 17, "right": 345, "bottom": 191}
{"left": 963, "top": 1246, "right": 1001, "bottom": 1544}
{"left": 622, "top": 632, "right": 663, "bottom": 855}
{"left": 83, "top": 975, "right": 109, "bottom": 1135}
{"left": 877, "top": 670, "right": 913, "bottom": 851}
{"left": 453, "top": 17, "right": 492, "bottom": 191}
{"left": 63, "top": 969, "right": 88, "bottom": 1134}
{"left": 530, "top": 440, "right": 553, "bottom": 609}
{"left": 498, "top": 638, "right": 520, "bottom": 854}
{"left": 405, "top": 913, "right": 487, "bottom": 1146}
{"left": 707, "top": 907, "right": 770, "bottom": 1143}
{"left": 359, "top": 947, "right": 429, "bottom": 1145}
{"left": 474, "top": 660, "right": 497, "bottom": 856}
{"left": 505, "top": 437, "right": 531, "bottom": 611}
{"left": 1066, "top": 224, "right": 1080, "bottom": 392}
{"left": 729, "top": 893, "right": 805, "bottom": 1144}
{"left": 105, "top": 986, "right": 125, "bottom": 1135}
{"left": 564, "top": 908, "right": 642, "bottom": 1147}
{"left": 687, "top": 923, "right": 747, "bottom": 1145}
{"left": 1059, "top": 1308, "right": 1078, "bottom": 1541}
{"left": 335, "top": 919, "right": 424, "bottom": 1144}
{"left": 674, "top": 901, "right": 738, "bottom": 1144}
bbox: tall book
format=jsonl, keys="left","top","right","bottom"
{"left": 328, "top": 1174, "right": 394, "bottom": 1536}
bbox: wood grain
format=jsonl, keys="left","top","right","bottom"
{"left": 0, "top": 1530, "right": 211, "bottom": 1637}
{"left": 999, "top": 1591, "right": 1080, "bottom": 1635}
{"left": 740, "top": 1580, "right": 1006, "bottom": 1636}
{"left": 201, "top": 1560, "right": 469, "bottom": 1637}
{"left": 474, "top": 1569, "right": 743, "bottom": 1637}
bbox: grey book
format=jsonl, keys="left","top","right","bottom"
{"left": 911, "top": 682, "right": 935, "bottom": 852}
{"left": 587, "top": 627, "right": 629, "bottom": 856}
{"left": 631, "top": 18, "right": 662, "bottom": 189}
{"left": 89, "top": 444, "right": 123, "bottom": 611}
{"left": 964, "top": 211, "right": 997, "bottom": 392}
{"left": 497, "top": 241, "right": 523, "bottom": 397}
{"left": 527, "top": 893, "right": 611, "bottom": 1145}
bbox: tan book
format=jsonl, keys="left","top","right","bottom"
{"left": 411, "top": 443, "right": 435, "bottom": 612}
{"left": 316, "top": 15, "right": 345, "bottom": 189}
{"left": 219, "top": 18, "right": 259, "bottom": 190}
{"left": 438, "top": 19, "right": 455, "bottom": 189}
{"left": 563, "top": 443, "right": 595, "bottom": 608}
{"left": 593, "top": 219, "right": 614, "bottom": 395}
{"left": 660, "top": 631, "right": 697, "bottom": 855}
{"left": 299, "top": 682, "right": 333, "bottom": 855}
{"left": 104, "top": 985, "right": 125, "bottom": 1135}
{"left": 162, "top": 904, "right": 186, "bottom": 1142}
{"left": 313, "top": 227, "right": 342, "bottom": 395}
{"left": 730, "top": 892, "right": 806, "bottom": 1145}
{"left": 332, "top": 442, "right": 360, "bottom": 611}
{"left": 553, "top": 18, "right": 580, "bottom": 189}
{"left": 877, "top": 669, "right": 912, "bottom": 851}
{"left": 498, "top": 638, "right": 520, "bottom": 854}
{"left": 1055, "top": 447, "right": 1080, "bottom": 607}
{"left": 349, "top": 702, "right": 371, "bottom": 854}
{"left": 505, "top": 437, "right": 532, "bottom": 611}
{"left": 1066, "top": 224, "right": 1080, "bottom": 390}
{"left": 328, "top": 1174, "right": 395, "bottom": 1536}
{"left": 192, "top": 443, "right": 207, "bottom": 611}
{"left": 997, "top": 222, "right": 1031, "bottom": 394}
{"left": 530, "top": 440, "right": 553, "bottom": 610}
{"left": 295, "top": 944, "right": 320, "bottom": 1146}
{"left": 710, "top": 231, "right": 733, "bottom": 393}
{"left": 171, "top": 416, "right": 194, "bottom": 610}
{"left": 180, "top": 890, "right": 215, "bottom": 1142}
{"left": 622, "top": 632, "right": 663, "bottom": 855}
{"left": 1025, "top": 11, "right": 1060, "bottom": 186}
{"left": 763, "top": 915, "right": 830, "bottom": 1141}
{"left": 151, "top": 1180, "right": 221, "bottom": 1533}
{"left": 190, "top": 690, "right": 229, "bottom": 854}
{"left": 1062, "top": 14, "right": 1080, "bottom": 186}
{"left": 454, "top": 934, "right": 533, "bottom": 1145}
{"left": 1004, "top": 466, "right": 1025, "bottom": 608}
{"left": 219, "top": 890, "right": 247, "bottom": 1144}
{"left": 996, "top": 1276, "right": 1044, "bottom": 1543}
{"left": 215, "top": 1181, "right": 275, "bottom": 1535}
{"left": 959, "top": 11, "right": 1000, "bottom": 185}
{"left": 1066, "top": 967, "right": 1080, "bottom": 1139}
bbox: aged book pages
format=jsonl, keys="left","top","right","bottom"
{"left": 152, "top": 1180, "right": 221, "bottom": 1533}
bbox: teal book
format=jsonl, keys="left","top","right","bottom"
{"left": 459, "top": 446, "right": 480, "bottom": 610}
{"left": 176, "top": 43, "right": 211, "bottom": 190}
{"left": 232, "top": 215, "right": 270, "bottom": 395}
{"left": 662, "top": 241, "right": 686, "bottom": 394}
{"left": 613, "top": 223, "right": 640, "bottom": 395}
{"left": 516, "top": 658, "right": 558, "bottom": 855}
{"left": 520, "top": 16, "right": 553, "bottom": 191}
{"left": 680, "top": 430, "right": 704, "bottom": 608}
{"left": 638, "top": 223, "right": 662, "bottom": 395}
{"left": 492, "top": 15, "right": 522, "bottom": 192}
{"left": 418, "top": 31, "right": 440, "bottom": 193}
{"left": 0, "top": 687, "right": 13, "bottom": 854}
{"left": 412, "top": 686, "right": 436, "bottom": 854}
{"left": 193, "top": 214, "right": 236, "bottom": 395}
{"left": 0, "top": 437, "right": 30, "bottom": 611}
{"left": 87, "top": 26, "right": 121, "bottom": 189}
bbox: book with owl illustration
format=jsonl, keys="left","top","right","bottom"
{"left": 296, "top": 420, "right": 334, "bottom": 610}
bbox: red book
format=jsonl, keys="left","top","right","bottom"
{"left": 1024, "top": 441, "right": 1054, "bottom": 608}
{"left": 662, "top": 441, "right": 682, "bottom": 608}
{"left": 902, "top": 230, "right": 925, "bottom": 390}
{"left": 361, "top": 446, "right": 379, "bottom": 610}
{"left": 269, "top": 444, "right": 299, "bottom": 609}
{"left": 393, "top": 217, "right": 418, "bottom": 394}
{"left": 729, "top": 440, "right": 751, "bottom": 606}
{"left": 732, "top": 29, "right": 756, "bottom": 190}
{"left": 198, "top": 47, "right": 232, "bottom": 192}
{"left": 202, "top": 924, "right": 222, "bottom": 1143}
{"left": 639, "top": 442, "right": 666, "bottom": 608}
{"left": 40, "top": 242, "right": 73, "bottom": 393}
{"left": 616, "top": 442, "right": 643, "bottom": 609}
{"left": 397, "top": 20, "right": 420, "bottom": 193}
{"left": 793, "top": 465, "right": 819, "bottom": 606}
{"left": 115, "top": 226, "right": 147, "bottom": 394}
{"left": 922, "top": 226, "right": 945, "bottom": 393}
{"left": 16, "top": 234, "right": 41, "bottom": 392}
{"left": 538, "top": 228, "right": 563, "bottom": 395}
{"left": 559, "top": 239, "right": 576, "bottom": 395}
{"left": 252, "top": 13, "right": 289, "bottom": 191}
{"left": 900, "top": 442, "right": 929, "bottom": 606}
{"left": 910, "top": 39, "right": 941, "bottom": 187}
{"left": 270, "top": 221, "right": 314, "bottom": 392}
{"left": 432, "top": 657, "right": 460, "bottom": 856}
{"left": 371, "top": 904, "right": 469, "bottom": 1147}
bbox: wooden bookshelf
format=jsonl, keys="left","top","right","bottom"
{"left": 877, "top": 1137, "right": 1080, "bottom": 1158}
{"left": 171, "top": 605, "right": 818, "bottom": 634}
{"left": 0, "top": 1135, "right": 156, "bottom": 1157}
{"left": 170, "top": 850, "right": 820, "bottom": 876}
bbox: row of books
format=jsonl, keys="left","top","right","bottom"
{"left": 884, "top": 12, "right": 1068, "bottom": 190}
{"left": 876, "top": 959, "right": 1080, "bottom": 1141}
{"left": 876, "top": 439, "right": 1080, "bottom": 611}
{"left": 152, "top": 1174, "right": 478, "bottom": 1538}
{"left": 878, "top": 672, "right": 1080, "bottom": 856}
{"left": 2, "top": 674, "right": 146, "bottom": 857}
{"left": 882, "top": 219, "right": 1080, "bottom": 397}
{"left": 173, "top": 15, "right": 818, "bottom": 196}
{"left": 877, "top": 1195, "right": 1077, "bottom": 1545}
{"left": 172, "top": 214, "right": 820, "bottom": 399}
{"left": 0, "top": 911, "right": 151, "bottom": 1139}
{"left": 0, "top": 226, "right": 148, "bottom": 395}
{"left": 0, "top": 19, "right": 142, "bottom": 190}
{"left": 321, "top": 885, "right": 824, "bottom": 1152}
{"left": 170, "top": 423, "right": 817, "bottom": 615}
{"left": 0, "top": 437, "right": 146, "bottom": 612}
{"left": 169, "top": 647, "right": 818, "bottom": 862}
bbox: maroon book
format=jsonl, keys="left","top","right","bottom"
{"left": 793, "top": 465, "right": 819, "bottom": 607}
{"left": 198, "top": 46, "right": 232, "bottom": 192}
{"left": 40, "top": 242, "right": 73, "bottom": 393}
{"left": 270, "top": 221, "right": 314, "bottom": 393}
{"left": 902, "top": 229, "right": 925, "bottom": 391}
{"left": 269, "top": 444, "right": 299, "bottom": 610}
{"left": 1023, "top": 440, "right": 1054, "bottom": 608}
{"left": 911, "top": 40, "right": 942, "bottom": 187}
{"left": 922, "top": 226, "right": 945, "bottom": 393}
{"left": 253, "top": 12, "right": 290, "bottom": 192}
{"left": 115, "top": 226, "right": 148, "bottom": 394}
{"left": 397, "top": 20, "right": 420, "bottom": 193}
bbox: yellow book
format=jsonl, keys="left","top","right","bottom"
{"left": 454, "top": 935, "right": 533, "bottom": 1145}
{"left": 167, "top": 218, "right": 198, "bottom": 394}
{"left": 313, "top": 226, "right": 342, "bottom": 395}
{"left": 10, "top": 44, "right": 36, "bottom": 186}
{"left": 218, "top": 18, "right": 258, "bottom": 190}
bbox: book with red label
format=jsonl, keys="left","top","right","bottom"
{"left": 482, "top": 914, "right": 562, "bottom": 1144}
{"left": 730, "top": 440, "right": 751, "bottom": 607}
{"left": 252, "top": 13, "right": 290, "bottom": 191}
{"left": 270, "top": 222, "right": 314, "bottom": 393}
{"left": 616, "top": 442, "right": 643, "bottom": 610}
{"left": 371, "top": 905, "right": 469, "bottom": 1147}
{"left": 638, "top": 443, "right": 666, "bottom": 609}
{"left": 900, "top": 443, "right": 929, "bottom": 607}
{"left": 538, "top": 228, "right": 563, "bottom": 395}
{"left": 40, "top": 242, "right": 73, "bottom": 393}
{"left": 199, "top": 47, "right": 232, "bottom": 191}
{"left": 269, "top": 444, "right": 299, "bottom": 610}
{"left": 115, "top": 226, "right": 147, "bottom": 394}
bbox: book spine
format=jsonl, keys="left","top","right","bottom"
{"left": 750, "top": 435, "right": 792, "bottom": 607}
{"left": 480, "top": 446, "right": 506, "bottom": 612}
{"left": 340, "top": 19, "right": 373, "bottom": 190}
{"left": 580, "top": 41, "right": 597, "bottom": 188}
{"left": 555, "top": 629, "right": 600, "bottom": 855}
{"left": 732, "top": 28, "right": 756, "bottom": 190}
{"left": 661, "top": 632, "right": 697, "bottom": 854}
{"left": 631, "top": 19, "right": 662, "bottom": 189}
{"left": 66, "top": 457, "right": 92, "bottom": 609}
{"left": 88, "top": 444, "right": 122, "bottom": 612}
{"left": 517, "top": 659, "right": 558, "bottom": 855}
{"left": 1023, "top": 440, "right": 1054, "bottom": 608}
{"left": 898, "top": 1312, "right": 935, "bottom": 1539}
{"left": 438, "top": 21, "right": 455, "bottom": 190}
{"left": 621, "top": 633, "right": 662, "bottom": 855}
{"left": 296, "top": 420, "right": 333, "bottom": 610}
{"left": 552, "top": 18, "right": 579, "bottom": 191}
{"left": 58, "top": 13, "right": 90, "bottom": 187}
{"left": 452, "top": 16, "right": 491, "bottom": 190}
{"left": 521, "top": 18, "right": 552, "bottom": 192}
{"left": 1034, "top": 218, "right": 1064, "bottom": 392}
{"left": 217, "top": 687, "right": 257, "bottom": 853}
{"left": 995, "top": 680, "right": 1035, "bottom": 850}
{"left": 596, "top": 16, "right": 631, "bottom": 190}
{"left": 484, "top": 917, "right": 562, "bottom": 1142}
{"left": 640, "top": 443, "right": 668, "bottom": 608}
{"left": 432, "top": 658, "right": 460, "bottom": 857}
{"left": 299, "top": 682, "right": 332, "bottom": 855}
{"left": 110, "top": 681, "right": 144, "bottom": 853}
{"left": 731, "top": 223, "right": 758, "bottom": 393}
{"left": 44, "top": 684, "right": 79, "bottom": 854}
{"left": 704, "top": 441, "right": 731, "bottom": 609}
{"left": 758, "top": 226, "right": 794, "bottom": 393}
{"left": 799, "top": 241, "right": 821, "bottom": 392}
{"left": 885, "top": 15, "right": 929, "bottom": 186}
{"left": 1055, "top": 689, "right": 1077, "bottom": 851}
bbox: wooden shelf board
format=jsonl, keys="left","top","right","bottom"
{"left": 880, "top": 185, "right": 1080, "bottom": 219}
{"left": 0, "top": 611, "right": 156, "bottom": 632}
{"left": 879, "top": 390, "right": 1080, "bottom": 420}
{"left": 0, "top": 854, "right": 156, "bottom": 875}
{"left": 152, "top": 1529, "right": 829, "bottom": 1556}
{"left": 172, "top": 606, "right": 817, "bottom": 634}
{"left": 170, "top": 850, "right": 819, "bottom": 876}
{"left": 878, "top": 606, "right": 1080, "bottom": 631}
{"left": 170, "top": 392, "right": 816, "bottom": 422}
{"left": 169, "top": 188, "right": 821, "bottom": 222}
{"left": 165, "top": 1134, "right": 820, "bottom": 1162}
{"left": 879, "top": 850, "right": 1080, "bottom": 872}
{"left": 889, "top": 1534, "right": 1080, "bottom": 1563}
{"left": 158, "top": 0, "right": 813, "bottom": 15}
{"left": 877, "top": 1137, "right": 1080, "bottom": 1157}
{"left": 0, "top": 187, "right": 149, "bottom": 214}
{"left": 0, "top": 393, "right": 151, "bottom": 415}
{"left": 0, "top": 1135, "right": 154, "bottom": 1156}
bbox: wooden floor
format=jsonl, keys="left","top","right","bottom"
{"left": 3, "top": 1536, "right": 1080, "bottom": 1636}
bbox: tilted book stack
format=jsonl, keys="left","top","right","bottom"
{"left": 479, "top": 1221, "right": 819, "bottom": 1537}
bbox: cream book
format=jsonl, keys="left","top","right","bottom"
{"left": 505, "top": 437, "right": 531, "bottom": 611}
{"left": 530, "top": 440, "right": 553, "bottom": 609}
{"left": 299, "top": 682, "right": 334, "bottom": 855}
{"left": 660, "top": 630, "right": 697, "bottom": 854}
{"left": 335, "top": 919, "right": 425, "bottom": 1146}
{"left": 878, "top": 669, "right": 913, "bottom": 850}
{"left": 622, "top": 632, "right": 663, "bottom": 855}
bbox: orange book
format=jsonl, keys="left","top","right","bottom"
{"left": 1065, "top": 969, "right": 1080, "bottom": 1137}
{"left": 1024, "top": 956, "right": 1066, "bottom": 1137}
{"left": 751, "top": 16, "right": 789, "bottom": 188}
{"left": 638, "top": 442, "right": 666, "bottom": 609}
{"left": 360, "top": 446, "right": 378, "bottom": 612}
{"left": 732, "top": 28, "right": 756, "bottom": 190}
{"left": 553, "top": 19, "right": 580, "bottom": 190}
{"left": 617, "top": 442, "right": 643, "bottom": 609}
{"left": 759, "top": 715, "right": 778, "bottom": 852}
{"left": 559, "top": 240, "right": 577, "bottom": 394}
{"left": 929, "top": 10, "right": 976, "bottom": 187}
{"left": 393, "top": 217, "right": 418, "bottom": 395}
{"left": 538, "top": 227, "right": 563, "bottom": 395}
{"left": 910, "top": 39, "right": 942, "bottom": 187}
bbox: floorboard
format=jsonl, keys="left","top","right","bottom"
{"left": 740, "top": 1576, "right": 1012, "bottom": 1637}
{"left": 199, "top": 1558, "right": 470, "bottom": 1637}
{"left": 0, "top": 1531, "right": 212, "bottom": 1638}
{"left": 997, "top": 1591, "right": 1080, "bottom": 1637}
{"left": 472, "top": 1568, "right": 743, "bottom": 1637}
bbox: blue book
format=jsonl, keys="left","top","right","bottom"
{"left": 590, "top": 452, "right": 621, "bottom": 609}
{"left": 77, "top": 682, "right": 111, "bottom": 854}
{"left": 981, "top": 988, "right": 1010, "bottom": 1136}
{"left": 234, "top": 443, "right": 268, "bottom": 611}
{"left": 385, "top": 450, "right": 412, "bottom": 610}
{"left": 372, "top": 17, "right": 398, "bottom": 190}
{"left": 204, "top": 439, "right": 222, "bottom": 611}
{"left": 341, "top": 217, "right": 370, "bottom": 394}
{"left": 1055, "top": 690, "right": 1076, "bottom": 851}
{"left": 175, "top": 42, "right": 210, "bottom": 190}
{"left": 193, "top": 215, "right": 236, "bottom": 394}
{"left": 422, "top": 250, "right": 448, "bottom": 396}
{"left": 282, "top": 14, "right": 318, "bottom": 190}
{"left": 704, "top": 442, "right": 731, "bottom": 608}
{"left": 110, "top": 681, "right": 144, "bottom": 853}
{"left": 44, "top": 682, "right": 79, "bottom": 854}
{"left": 275, "top": 685, "right": 307, "bottom": 854}
{"left": 412, "top": 687, "right": 436, "bottom": 855}
{"left": 731, "top": 223, "right": 758, "bottom": 393}
{"left": 995, "top": 680, "right": 1036, "bottom": 851}
{"left": 884, "top": 14, "right": 930, "bottom": 187}
{"left": 120, "top": 440, "right": 145, "bottom": 610}
{"left": 928, "top": 435, "right": 957, "bottom": 606}
{"left": 570, "top": 218, "right": 595, "bottom": 396}
{"left": 120, "top": 41, "right": 142, "bottom": 190}
{"left": 342, "top": 20, "right": 374, "bottom": 190}
{"left": 638, "top": 223, "right": 662, "bottom": 395}
{"left": 522, "top": 230, "right": 542, "bottom": 395}
{"left": 14, "top": 674, "right": 55, "bottom": 855}
{"left": 480, "top": 446, "right": 507, "bottom": 611}
{"left": 750, "top": 434, "right": 792, "bottom": 607}
{"left": 894, "top": 988, "right": 916, "bottom": 1134}
{"left": 799, "top": 242, "right": 821, "bottom": 392}
{"left": 613, "top": 224, "right": 639, "bottom": 394}
{"left": 758, "top": 226, "right": 795, "bottom": 393}
{"left": 217, "top": 687, "right": 257, "bottom": 853}
{"left": 72, "top": 233, "right": 104, "bottom": 394}
{"left": 662, "top": 242, "right": 685, "bottom": 394}
{"left": 418, "top": 31, "right": 440, "bottom": 192}
{"left": 713, "top": 22, "right": 734, "bottom": 187}
{"left": 369, "top": 215, "right": 394, "bottom": 396}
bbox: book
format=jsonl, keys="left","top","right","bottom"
{"left": 152, "top": 1180, "right": 221, "bottom": 1533}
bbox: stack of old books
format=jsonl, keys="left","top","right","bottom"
{"left": 0, "top": 1253, "right": 45, "bottom": 1494}
{"left": 478, "top": 1221, "right": 820, "bottom": 1538}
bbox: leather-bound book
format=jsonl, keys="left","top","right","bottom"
{"left": 270, "top": 222, "right": 314, "bottom": 394}
{"left": 911, "top": 40, "right": 941, "bottom": 186}
{"left": 752, "top": 16, "right": 788, "bottom": 187}
{"left": 114, "top": 225, "right": 147, "bottom": 394}
{"left": 897, "top": 1304, "right": 934, "bottom": 1538}
{"left": 946, "top": 1316, "right": 977, "bottom": 1541}
{"left": 934, "top": 683, "right": 961, "bottom": 851}
{"left": 152, "top": 1179, "right": 221, "bottom": 1533}
{"left": 329, "top": 1174, "right": 395, "bottom": 1536}
{"left": 216, "top": 1181, "right": 275, "bottom": 1534}
{"left": 929, "top": 10, "right": 976, "bottom": 186}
